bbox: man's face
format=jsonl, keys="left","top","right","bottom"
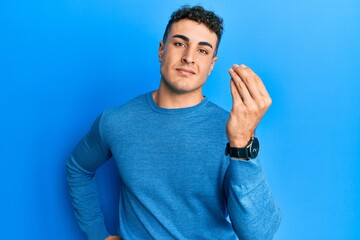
{"left": 158, "top": 19, "right": 218, "bottom": 95}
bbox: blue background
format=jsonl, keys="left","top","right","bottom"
{"left": 1, "top": 0, "right": 359, "bottom": 239}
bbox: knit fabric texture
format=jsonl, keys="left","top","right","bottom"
{"left": 67, "top": 92, "right": 281, "bottom": 240}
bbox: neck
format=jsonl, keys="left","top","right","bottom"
{"left": 153, "top": 82, "right": 204, "bottom": 109}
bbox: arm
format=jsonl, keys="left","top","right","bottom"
{"left": 66, "top": 114, "right": 112, "bottom": 240}
{"left": 224, "top": 156, "right": 281, "bottom": 239}
{"left": 225, "top": 64, "right": 281, "bottom": 239}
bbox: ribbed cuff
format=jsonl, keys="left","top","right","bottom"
{"left": 227, "top": 156, "right": 265, "bottom": 195}
{"left": 85, "top": 221, "right": 109, "bottom": 240}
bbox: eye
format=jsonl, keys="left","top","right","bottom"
{"left": 174, "top": 42, "right": 186, "bottom": 48}
{"left": 199, "top": 49, "right": 209, "bottom": 55}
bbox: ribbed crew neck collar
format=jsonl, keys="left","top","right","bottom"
{"left": 146, "top": 91, "right": 209, "bottom": 115}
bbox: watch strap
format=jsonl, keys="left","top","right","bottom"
{"left": 225, "top": 137, "right": 259, "bottom": 160}
{"left": 225, "top": 142, "right": 250, "bottom": 160}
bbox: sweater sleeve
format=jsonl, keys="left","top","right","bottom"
{"left": 224, "top": 156, "right": 281, "bottom": 239}
{"left": 66, "top": 114, "right": 112, "bottom": 240}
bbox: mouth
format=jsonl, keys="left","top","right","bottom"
{"left": 175, "top": 67, "right": 196, "bottom": 76}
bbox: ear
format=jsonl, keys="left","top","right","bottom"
{"left": 158, "top": 41, "right": 165, "bottom": 62}
{"left": 208, "top": 56, "right": 218, "bottom": 76}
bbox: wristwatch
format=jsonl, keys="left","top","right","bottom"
{"left": 225, "top": 137, "right": 260, "bottom": 160}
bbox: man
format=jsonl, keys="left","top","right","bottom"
{"left": 67, "top": 5, "right": 281, "bottom": 240}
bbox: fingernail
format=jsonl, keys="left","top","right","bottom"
{"left": 233, "top": 64, "right": 239, "bottom": 68}
{"left": 240, "top": 64, "right": 247, "bottom": 68}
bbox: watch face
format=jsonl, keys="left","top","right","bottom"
{"left": 249, "top": 137, "right": 260, "bottom": 158}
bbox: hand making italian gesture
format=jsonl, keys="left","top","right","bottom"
{"left": 226, "top": 64, "right": 272, "bottom": 148}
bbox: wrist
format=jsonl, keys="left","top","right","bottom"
{"left": 105, "top": 236, "right": 121, "bottom": 240}
{"left": 229, "top": 140, "right": 248, "bottom": 148}
{"left": 225, "top": 137, "right": 260, "bottom": 160}
{"left": 229, "top": 135, "right": 254, "bottom": 148}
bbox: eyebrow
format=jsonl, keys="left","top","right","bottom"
{"left": 172, "top": 34, "right": 213, "bottom": 49}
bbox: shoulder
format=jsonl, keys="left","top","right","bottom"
{"left": 204, "top": 100, "right": 229, "bottom": 119}
{"left": 97, "top": 92, "right": 150, "bottom": 128}
{"left": 193, "top": 100, "right": 229, "bottom": 133}
{"left": 104, "top": 92, "right": 148, "bottom": 116}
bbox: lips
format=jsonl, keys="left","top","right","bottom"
{"left": 175, "top": 67, "right": 196, "bottom": 75}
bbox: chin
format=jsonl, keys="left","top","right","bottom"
{"left": 173, "top": 84, "right": 203, "bottom": 95}
{"left": 162, "top": 75, "right": 204, "bottom": 94}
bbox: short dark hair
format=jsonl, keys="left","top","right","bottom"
{"left": 162, "top": 5, "right": 224, "bottom": 55}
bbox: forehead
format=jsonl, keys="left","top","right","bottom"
{"left": 167, "top": 19, "right": 218, "bottom": 46}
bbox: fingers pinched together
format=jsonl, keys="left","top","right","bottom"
{"left": 226, "top": 64, "right": 272, "bottom": 147}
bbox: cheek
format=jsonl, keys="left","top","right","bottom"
{"left": 201, "top": 61, "right": 214, "bottom": 75}
{"left": 161, "top": 52, "right": 176, "bottom": 68}
{"left": 160, "top": 59, "right": 173, "bottom": 78}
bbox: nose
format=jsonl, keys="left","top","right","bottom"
{"left": 181, "top": 48, "right": 195, "bottom": 64}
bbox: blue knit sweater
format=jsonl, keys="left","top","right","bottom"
{"left": 67, "top": 92, "right": 281, "bottom": 240}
